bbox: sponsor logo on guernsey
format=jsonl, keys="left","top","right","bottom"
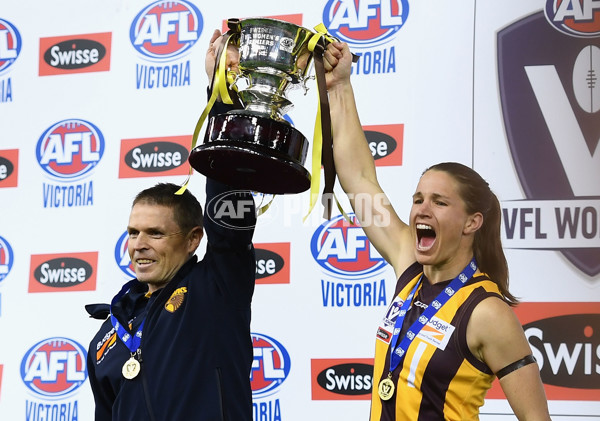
{"left": 130, "top": 0, "right": 202, "bottom": 89}
{"left": 0, "top": 149, "right": 18, "bottom": 187}
{"left": 115, "top": 230, "right": 136, "bottom": 278}
{"left": 487, "top": 302, "right": 599, "bottom": 405}
{"left": 29, "top": 252, "right": 98, "bottom": 292}
{"left": 165, "top": 287, "right": 187, "bottom": 312}
{"left": 322, "top": 0, "right": 409, "bottom": 75}
{"left": 498, "top": 10, "right": 600, "bottom": 277}
{"left": 39, "top": 32, "right": 112, "bottom": 76}
{"left": 21, "top": 337, "right": 87, "bottom": 420}
{"left": 36, "top": 119, "right": 104, "bottom": 208}
{"left": 119, "top": 136, "right": 190, "bottom": 178}
{"left": 311, "top": 358, "right": 373, "bottom": 400}
{"left": 311, "top": 214, "right": 388, "bottom": 307}
{"left": 95, "top": 327, "right": 117, "bottom": 365}
{"left": 364, "top": 124, "right": 404, "bottom": 167}
{"left": 0, "top": 236, "right": 14, "bottom": 283}
{"left": 255, "top": 243, "right": 290, "bottom": 285}
{"left": 0, "top": 18, "right": 21, "bottom": 103}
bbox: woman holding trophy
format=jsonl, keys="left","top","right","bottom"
{"left": 322, "top": 41, "right": 551, "bottom": 420}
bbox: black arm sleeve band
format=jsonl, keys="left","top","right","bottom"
{"left": 495, "top": 354, "right": 537, "bottom": 379}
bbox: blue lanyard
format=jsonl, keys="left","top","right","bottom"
{"left": 110, "top": 280, "right": 145, "bottom": 353}
{"left": 388, "top": 259, "right": 477, "bottom": 373}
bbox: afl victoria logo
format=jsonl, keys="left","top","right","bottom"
{"left": 130, "top": 0, "right": 202, "bottom": 61}
{"left": 544, "top": 0, "right": 600, "bottom": 37}
{"left": 21, "top": 338, "right": 88, "bottom": 398}
{"left": 322, "top": 0, "right": 409, "bottom": 47}
{"left": 251, "top": 333, "right": 291, "bottom": 398}
{"left": 311, "top": 214, "right": 386, "bottom": 279}
{"left": 0, "top": 236, "right": 14, "bottom": 282}
{"left": 0, "top": 19, "right": 21, "bottom": 73}
{"left": 36, "top": 119, "right": 104, "bottom": 180}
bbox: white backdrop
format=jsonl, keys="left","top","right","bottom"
{"left": 0, "top": 1, "right": 599, "bottom": 420}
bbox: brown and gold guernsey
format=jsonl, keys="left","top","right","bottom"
{"left": 371, "top": 262, "right": 503, "bottom": 421}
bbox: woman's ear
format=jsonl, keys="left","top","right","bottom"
{"left": 464, "top": 212, "right": 483, "bottom": 235}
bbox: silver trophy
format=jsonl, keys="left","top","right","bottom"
{"left": 189, "top": 18, "right": 318, "bottom": 194}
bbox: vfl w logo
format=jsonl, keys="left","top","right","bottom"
{"left": 498, "top": 11, "right": 600, "bottom": 276}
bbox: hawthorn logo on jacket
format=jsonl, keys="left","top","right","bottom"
{"left": 165, "top": 287, "right": 187, "bottom": 313}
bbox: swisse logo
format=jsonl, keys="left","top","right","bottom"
{"left": 487, "top": 303, "right": 599, "bottom": 401}
{"left": 34, "top": 258, "right": 92, "bottom": 287}
{"left": 119, "top": 136, "right": 190, "bottom": 178}
{"left": 0, "top": 18, "right": 21, "bottom": 73}
{"left": 311, "top": 358, "right": 373, "bottom": 400}
{"left": 545, "top": 0, "right": 600, "bottom": 37}
{"left": 21, "top": 337, "right": 87, "bottom": 398}
{"left": 364, "top": 124, "right": 403, "bottom": 166}
{"left": 0, "top": 156, "right": 13, "bottom": 179}
{"left": 29, "top": 252, "right": 98, "bottom": 293}
{"left": 323, "top": 0, "right": 409, "bottom": 48}
{"left": 39, "top": 32, "right": 111, "bottom": 76}
{"left": 318, "top": 363, "right": 372, "bottom": 395}
{"left": 526, "top": 313, "right": 599, "bottom": 389}
{"left": 36, "top": 119, "right": 104, "bottom": 180}
{"left": 130, "top": 0, "right": 202, "bottom": 61}
{"left": 206, "top": 190, "right": 257, "bottom": 231}
{"left": 255, "top": 242, "right": 290, "bottom": 285}
{"left": 0, "top": 149, "right": 18, "bottom": 188}
{"left": 125, "top": 142, "right": 187, "bottom": 172}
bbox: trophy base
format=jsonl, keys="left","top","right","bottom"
{"left": 189, "top": 112, "right": 310, "bottom": 194}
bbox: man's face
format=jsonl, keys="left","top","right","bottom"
{"left": 127, "top": 203, "right": 196, "bottom": 292}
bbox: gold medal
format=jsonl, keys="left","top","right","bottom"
{"left": 378, "top": 375, "right": 395, "bottom": 401}
{"left": 122, "top": 356, "right": 141, "bottom": 380}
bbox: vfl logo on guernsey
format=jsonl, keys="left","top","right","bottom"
{"left": 323, "top": 0, "right": 409, "bottom": 47}
{"left": 251, "top": 333, "right": 291, "bottom": 398}
{"left": 37, "top": 119, "right": 104, "bottom": 180}
{"left": 130, "top": 0, "right": 202, "bottom": 61}
{"left": 0, "top": 18, "right": 21, "bottom": 73}
{"left": 21, "top": 337, "right": 88, "bottom": 398}
{"left": 115, "top": 231, "right": 135, "bottom": 278}
{"left": 545, "top": 0, "right": 600, "bottom": 37}
{"left": 0, "top": 236, "right": 14, "bottom": 282}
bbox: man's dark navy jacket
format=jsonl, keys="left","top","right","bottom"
{"left": 86, "top": 177, "right": 256, "bottom": 421}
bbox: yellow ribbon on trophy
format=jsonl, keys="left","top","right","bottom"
{"left": 303, "top": 23, "right": 351, "bottom": 223}
{"left": 176, "top": 32, "right": 239, "bottom": 195}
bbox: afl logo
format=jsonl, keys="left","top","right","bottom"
{"left": 322, "top": 0, "right": 409, "bottom": 48}
{"left": 251, "top": 333, "right": 291, "bottom": 398}
{"left": 0, "top": 19, "right": 21, "bottom": 73}
{"left": 21, "top": 337, "right": 88, "bottom": 398}
{"left": 130, "top": 0, "right": 203, "bottom": 61}
{"left": 311, "top": 214, "right": 387, "bottom": 279}
{"left": 544, "top": 0, "right": 600, "bottom": 37}
{"left": 36, "top": 119, "right": 104, "bottom": 180}
{"left": 0, "top": 235, "right": 14, "bottom": 282}
{"left": 115, "top": 231, "right": 135, "bottom": 278}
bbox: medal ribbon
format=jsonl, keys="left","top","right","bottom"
{"left": 110, "top": 280, "right": 145, "bottom": 354}
{"left": 388, "top": 258, "right": 477, "bottom": 374}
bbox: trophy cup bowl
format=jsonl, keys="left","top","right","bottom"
{"left": 188, "top": 18, "right": 316, "bottom": 194}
